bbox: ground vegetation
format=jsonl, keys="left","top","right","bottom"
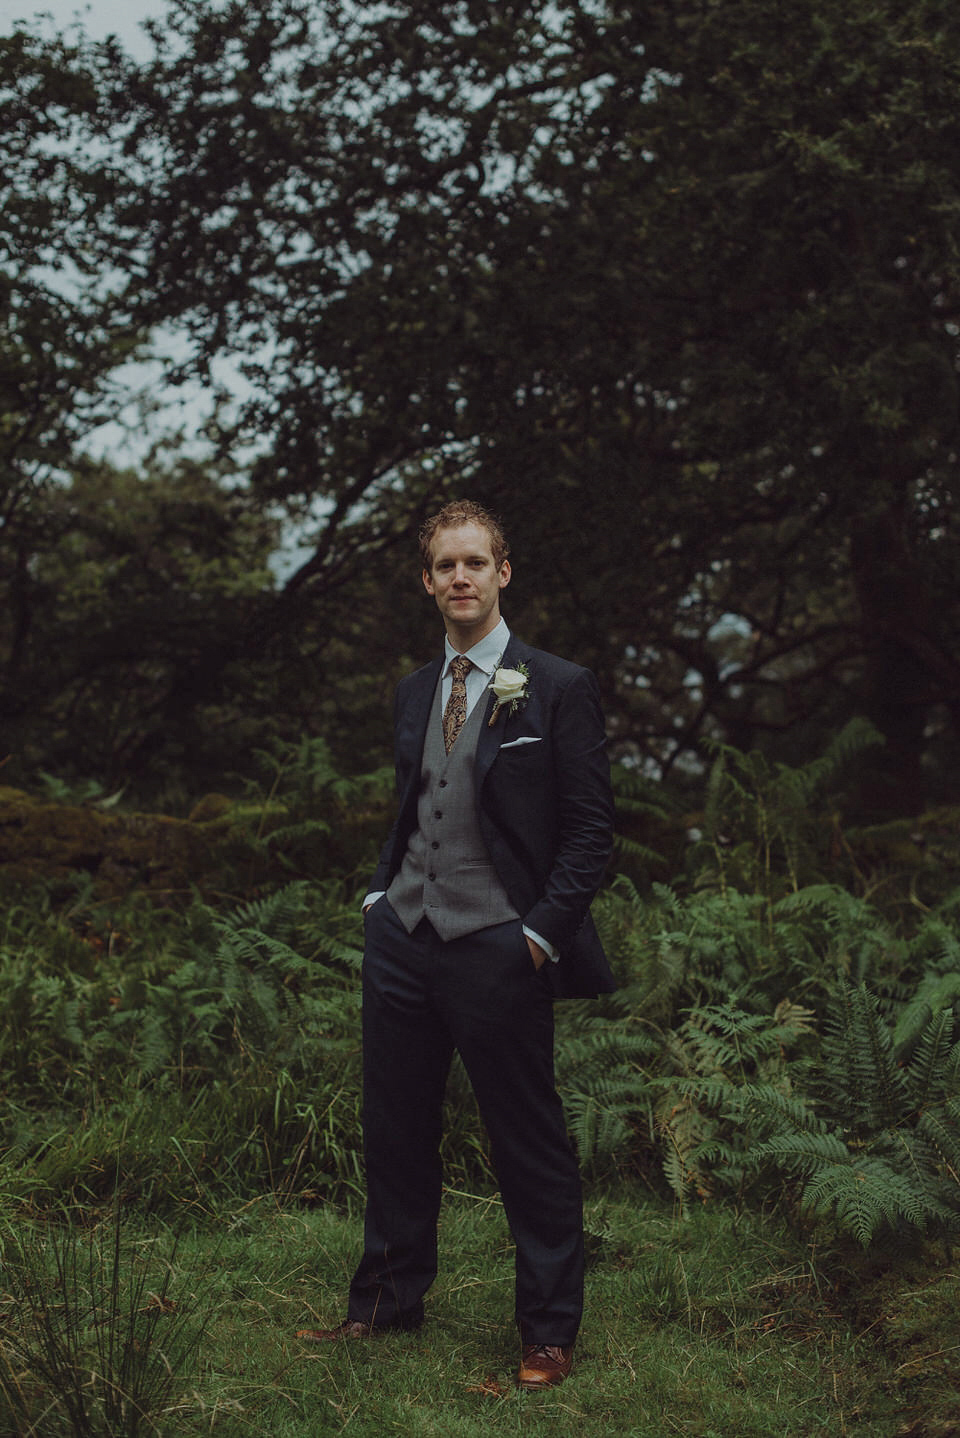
{"left": 1, "top": 737, "right": 959, "bottom": 1432}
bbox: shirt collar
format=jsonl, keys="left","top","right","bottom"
{"left": 444, "top": 617, "right": 509, "bottom": 678}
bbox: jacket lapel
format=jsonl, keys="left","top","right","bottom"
{"left": 474, "top": 635, "right": 528, "bottom": 790}
{"left": 398, "top": 658, "right": 443, "bottom": 771}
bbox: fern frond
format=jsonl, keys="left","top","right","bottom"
{"left": 564, "top": 1083, "right": 650, "bottom": 1164}
{"left": 557, "top": 1026, "right": 658, "bottom": 1076}
{"left": 660, "top": 1075, "right": 744, "bottom": 1114}
{"left": 800, "top": 1157, "right": 921, "bottom": 1245}
{"left": 822, "top": 981, "right": 910, "bottom": 1132}
{"left": 750, "top": 1130, "right": 851, "bottom": 1172}
{"left": 656, "top": 1092, "right": 719, "bottom": 1210}
{"left": 790, "top": 719, "right": 884, "bottom": 804}
{"left": 263, "top": 819, "right": 332, "bottom": 849}
{"left": 771, "top": 997, "right": 818, "bottom": 1035}
{"left": 612, "top": 835, "right": 669, "bottom": 870}
{"left": 799, "top": 1144, "right": 954, "bottom": 1248}
{"left": 905, "top": 1009, "right": 955, "bottom": 1105}
{"left": 317, "top": 938, "right": 363, "bottom": 970}
{"left": 916, "top": 1109, "right": 960, "bottom": 1193}
{"left": 675, "top": 1000, "right": 810, "bottom": 1080}
{"left": 737, "top": 1082, "right": 825, "bottom": 1137}
{"left": 905, "top": 917, "right": 960, "bottom": 974}
{"left": 224, "top": 882, "right": 309, "bottom": 940}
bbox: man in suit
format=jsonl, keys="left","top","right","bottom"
{"left": 297, "top": 500, "right": 615, "bottom": 1389}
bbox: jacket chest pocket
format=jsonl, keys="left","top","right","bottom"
{"left": 494, "top": 737, "right": 550, "bottom": 784}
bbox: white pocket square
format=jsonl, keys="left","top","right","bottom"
{"left": 499, "top": 736, "right": 542, "bottom": 750}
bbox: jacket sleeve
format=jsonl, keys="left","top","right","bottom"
{"left": 520, "top": 667, "right": 614, "bottom": 951}
{"left": 367, "top": 679, "right": 405, "bottom": 894}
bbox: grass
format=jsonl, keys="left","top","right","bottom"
{"left": 4, "top": 1186, "right": 958, "bottom": 1437}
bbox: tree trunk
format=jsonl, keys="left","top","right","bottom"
{"left": 848, "top": 493, "right": 960, "bottom": 814}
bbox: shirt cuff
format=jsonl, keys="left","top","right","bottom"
{"left": 362, "top": 891, "right": 385, "bottom": 911}
{"left": 523, "top": 925, "right": 559, "bottom": 964}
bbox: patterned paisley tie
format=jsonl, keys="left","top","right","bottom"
{"left": 442, "top": 655, "right": 472, "bottom": 754}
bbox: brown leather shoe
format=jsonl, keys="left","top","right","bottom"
{"left": 517, "top": 1343, "right": 574, "bottom": 1389}
{"left": 295, "top": 1319, "right": 379, "bottom": 1341}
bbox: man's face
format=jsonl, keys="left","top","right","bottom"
{"left": 422, "top": 521, "right": 511, "bottom": 646}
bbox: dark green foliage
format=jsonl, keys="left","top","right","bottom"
{"left": 3, "top": 731, "right": 960, "bottom": 1247}
{"left": 565, "top": 736, "right": 960, "bottom": 1243}
{"left": 742, "top": 983, "right": 960, "bottom": 1245}
{"left": 693, "top": 718, "right": 885, "bottom": 899}
{"left": 575, "top": 876, "right": 960, "bottom": 1244}
{"left": 554, "top": 1004, "right": 660, "bottom": 1178}
{"left": 0, "top": 457, "right": 282, "bottom": 794}
{"left": 0, "top": 877, "right": 365, "bottom": 1209}
{"left": 226, "top": 733, "right": 394, "bottom": 887}
{"left": 5, "top": 1, "right": 960, "bottom": 797}
{"left": 609, "top": 766, "right": 678, "bottom": 884}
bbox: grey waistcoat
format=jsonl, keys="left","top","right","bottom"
{"left": 386, "top": 675, "right": 519, "bottom": 941}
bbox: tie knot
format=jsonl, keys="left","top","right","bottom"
{"left": 450, "top": 656, "right": 471, "bottom": 681}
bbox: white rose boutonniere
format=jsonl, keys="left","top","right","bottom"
{"left": 488, "top": 662, "right": 531, "bottom": 726}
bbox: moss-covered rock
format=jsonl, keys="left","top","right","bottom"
{"left": 0, "top": 785, "right": 392, "bottom": 901}
{"left": 0, "top": 787, "right": 218, "bottom": 898}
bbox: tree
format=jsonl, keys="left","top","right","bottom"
{"left": 1, "top": 27, "right": 145, "bottom": 778}
{"left": 13, "top": 1, "right": 960, "bottom": 807}
{"left": 1, "top": 452, "right": 281, "bottom": 790}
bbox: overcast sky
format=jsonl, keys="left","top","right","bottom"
{"left": 3, "top": 0, "right": 161, "bottom": 56}
{"left": 3, "top": 0, "right": 244, "bottom": 464}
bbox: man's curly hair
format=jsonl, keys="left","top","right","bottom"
{"left": 419, "top": 500, "right": 510, "bottom": 571}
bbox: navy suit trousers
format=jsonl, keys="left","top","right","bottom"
{"left": 347, "top": 897, "right": 584, "bottom": 1344}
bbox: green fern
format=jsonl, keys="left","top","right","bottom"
{"left": 821, "top": 981, "right": 910, "bottom": 1135}
{"left": 772, "top": 885, "right": 901, "bottom": 986}
{"left": 904, "top": 1009, "right": 957, "bottom": 1104}
{"left": 610, "top": 765, "right": 675, "bottom": 881}
{"left": 555, "top": 1012, "right": 659, "bottom": 1170}
{"left": 894, "top": 973, "right": 960, "bottom": 1060}
{"left": 743, "top": 981, "right": 960, "bottom": 1244}
{"left": 801, "top": 1159, "right": 933, "bottom": 1246}
{"left": 694, "top": 718, "right": 883, "bottom": 898}
{"left": 646, "top": 998, "right": 817, "bottom": 1209}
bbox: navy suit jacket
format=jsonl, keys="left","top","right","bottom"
{"left": 370, "top": 635, "right": 616, "bottom": 999}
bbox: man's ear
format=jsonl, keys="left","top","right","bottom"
{"left": 498, "top": 560, "right": 512, "bottom": 590}
{"left": 422, "top": 567, "right": 435, "bottom": 595}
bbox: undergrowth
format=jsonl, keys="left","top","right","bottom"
{"left": 2, "top": 726, "right": 960, "bottom": 1431}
